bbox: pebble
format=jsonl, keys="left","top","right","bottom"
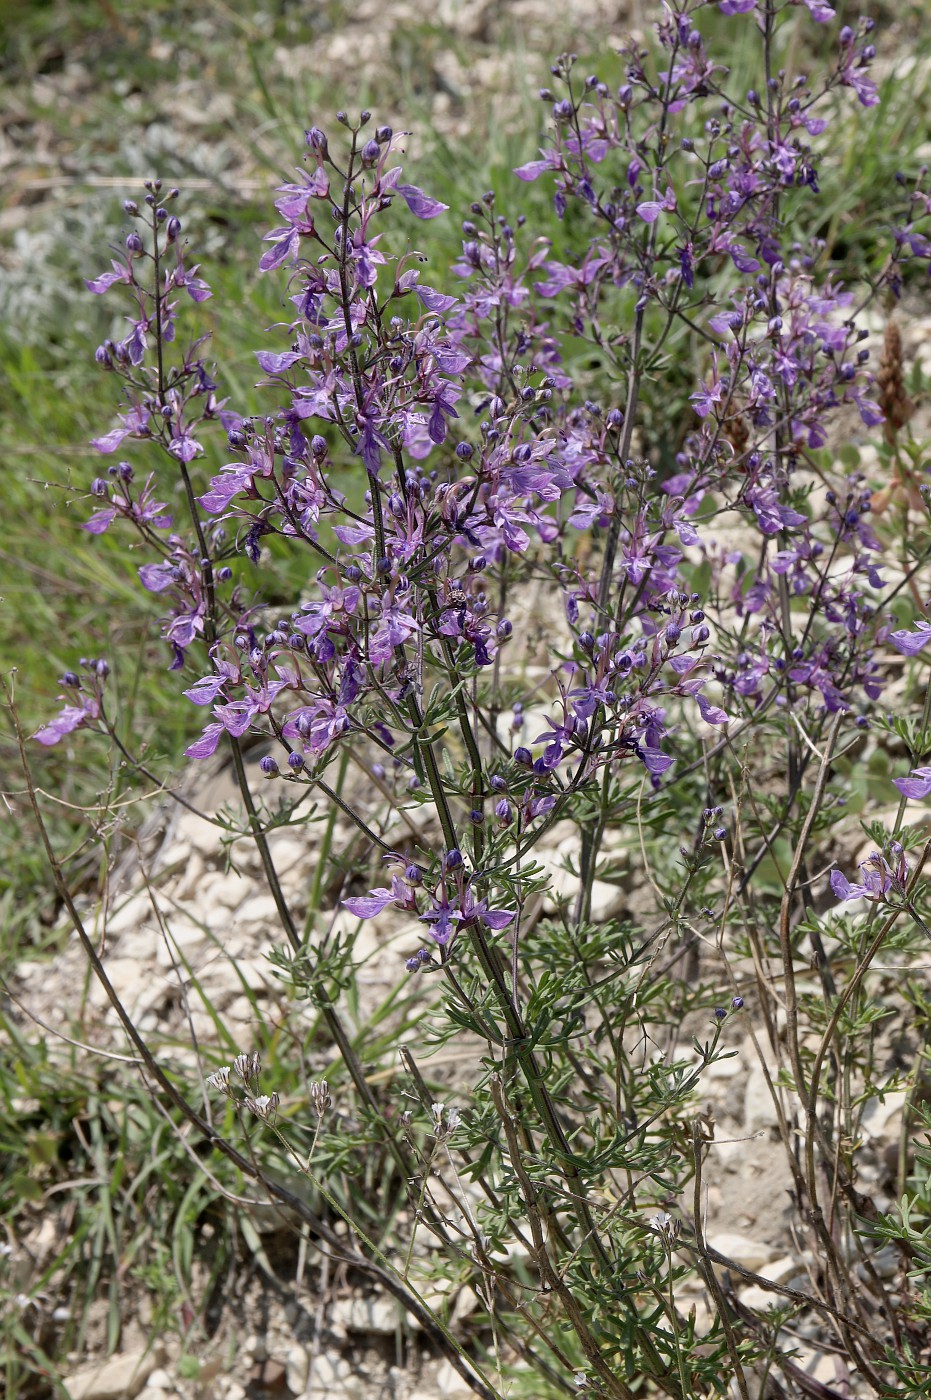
{"left": 145, "top": 1371, "right": 173, "bottom": 1390}
{"left": 435, "top": 1359, "right": 479, "bottom": 1399}
{"left": 175, "top": 809, "right": 226, "bottom": 857}
{"left": 284, "top": 1343, "right": 310, "bottom": 1395}
{"left": 64, "top": 1345, "right": 166, "bottom": 1400}
{"left": 707, "top": 1232, "right": 774, "bottom": 1273}
{"left": 233, "top": 894, "right": 282, "bottom": 930}
{"left": 329, "top": 1296, "right": 399, "bottom": 1334}
{"left": 742, "top": 1061, "right": 780, "bottom": 1134}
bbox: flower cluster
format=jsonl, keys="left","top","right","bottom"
{"left": 35, "top": 1, "right": 931, "bottom": 981}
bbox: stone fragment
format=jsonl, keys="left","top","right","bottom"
{"left": 144, "top": 1370, "right": 172, "bottom": 1390}
{"left": 64, "top": 1344, "right": 165, "bottom": 1400}
{"left": 742, "top": 1060, "right": 779, "bottom": 1134}
{"left": 435, "top": 1359, "right": 478, "bottom": 1398}
{"left": 285, "top": 1342, "right": 310, "bottom": 1394}
{"left": 329, "top": 1296, "right": 399, "bottom": 1333}
{"left": 707, "top": 1232, "right": 774, "bottom": 1273}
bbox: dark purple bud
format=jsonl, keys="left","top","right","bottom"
{"left": 91, "top": 478, "right": 108, "bottom": 498}
{"left": 125, "top": 231, "right": 144, "bottom": 254}
{"left": 361, "top": 139, "right": 380, "bottom": 166}
{"left": 469, "top": 555, "right": 486, "bottom": 572}
{"left": 713, "top": 827, "right": 727, "bottom": 841}
{"left": 376, "top": 125, "right": 392, "bottom": 143}
{"left": 166, "top": 216, "right": 182, "bottom": 242}
{"left": 491, "top": 774, "right": 507, "bottom": 792}
{"left": 714, "top": 1007, "right": 727, "bottom": 1020}
{"left": 217, "top": 566, "right": 233, "bottom": 582}
{"left": 376, "top": 556, "right": 391, "bottom": 576}
{"left": 288, "top": 751, "right": 304, "bottom": 771}
{"left": 123, "top": 199, "right": 139, "bottom": 215}
{"left": 444, "top": 848, "right": 463, "bottom": 871}
{"left": 470, "top": 809, "right": 484, "bottom": 825}
{"left": 344, "top": 565, "right": 362, "bottom": 583}
{"left": 496, "top": 619, "right": 512, "bottom": 640}
{"left": 405, "top": 956, "right": 421, "bottom": 973}
{"left": 95, "top": 344, "right": 114, "bottom": 369}
{"left": 514, "top": 746, "right": 532, "bottom": 767}
{"left": 495, "top": 799, "right": 513, "bottom": 824}
{"left": 456, "top": 442, "right": 474, "bottom": 460}
{"left": 732, "top": 997, "right": 744, "bottom": 1010}
{"left": 260, "top": 755, "right": 279, "bottom": 776}
{"left": 405, "top": 864, "right": 423, "bottom": 885}
{"left": 61, "top": 671, "right": 81, "bottom": 687}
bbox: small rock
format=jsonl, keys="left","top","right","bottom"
{"left": 435, "top": 1359, "right": 477, "bottom": 1399}
{"left": 861, "top": 1089, "right": 907, "bottom": 1143}
{"left": 145, "top": 1371, "right": 173, "bottom": 1390}
{"left": 175, "top": 810, "right": 224, "bottom": 857}
{"left": 743, "top": 1061, "right": 779, "bottom": 1134}
{"left": 154, "top": 919, "right": 210, "bottom": 969}
{"left": 306, "top": 1352, "right": 352, "bottom": 1391}
{"left": 708, "top": 1233, "right": 774, "bottom": 1273}
{"left": 738, "top": 1285, "right": 781, "bottom": 1311}
{"left": 64, "top": 1344, "right": 165, "bottom": 1400}
{"left": 172, "top": 850, "right": 205, "bottom": 900}
{"left": 285, "top": 1342, "right": 310, "bottom": 1395}
{"left": 203, "top": 871, "right": 248, "bottom": 909}
{"left": 330, "top": 1296, "right": 399, "bottom": 1333}
{"left": 107, "top": 893, "right": 154, "bottom": 936}
{"left": 249, "top": 1358, "right": 288, "bottom": 1392}
{"left": 756, "top": 1255, "right": 802, "bottom": 1286}
{"left": 233, "top": 894, "right": 281, "bottom": 930}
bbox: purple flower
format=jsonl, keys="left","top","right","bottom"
{"left": 894, "top": 766, "right": 931, "bottom": 801}
{"left": 890, "top": 621, "right": 931, "bottom": 657}
{"left": 396, "top": 184, "right": 449, "bottom": 220}
{"left": 830, "top": 848, "right": 909, "bottom": 904}
{"left": 33, "top": 698, "right": 101, "bottom": 747}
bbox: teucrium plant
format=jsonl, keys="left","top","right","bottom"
{"left": 18, "top": 0, "right": 931, "bottom": 1395}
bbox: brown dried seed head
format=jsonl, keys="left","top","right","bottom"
{"left": 877, "top": 320, "right": 914, "bottom": 445}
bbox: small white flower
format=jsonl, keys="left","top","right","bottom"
{"left": 246, "top": 1092, "right": 280, "bottom": 1121}
{"left": 206, "top": 1066, "right": 231, "bottom": 1092}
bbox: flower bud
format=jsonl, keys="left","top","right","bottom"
{"left": 259, "top": 755, "right": 279, "bottom": 776}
